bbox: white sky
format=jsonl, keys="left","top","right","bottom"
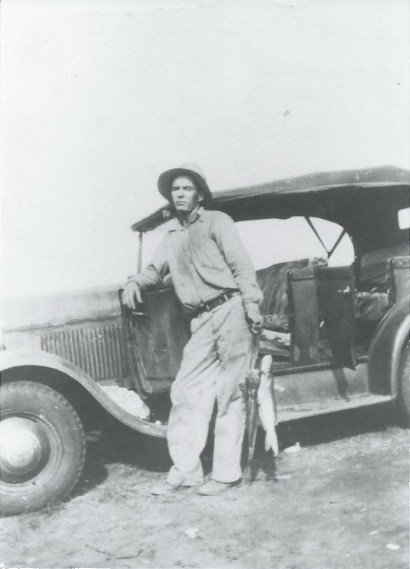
{"left": 1, "top": 0, "right": 409, "bottom": 298}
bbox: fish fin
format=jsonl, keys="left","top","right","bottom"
{"left": 265, "top": 429, "right": 279, "bottom": 455}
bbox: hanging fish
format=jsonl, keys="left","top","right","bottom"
{"left": 257, "top": 355, "right": 279, "bottom": 455}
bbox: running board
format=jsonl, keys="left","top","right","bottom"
{"left": 278, "top": 393, "right": 393, "bottom": 423}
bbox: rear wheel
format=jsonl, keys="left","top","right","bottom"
{"left": 0, "top": 381, "right": 86, "bottom": 515}
{"left": 397, "top": 343, "right": 410, "bottom": 427}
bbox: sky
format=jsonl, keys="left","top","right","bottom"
{"left": 1, "top": 0, "right": 409, "bottom": 298}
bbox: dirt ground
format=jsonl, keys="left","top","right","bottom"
{"left": 0, "top": 404, "right": 408, "bottom": 569}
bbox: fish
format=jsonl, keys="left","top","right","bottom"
{"left": 257, "top": 355, "right": 279, "bottom": 455}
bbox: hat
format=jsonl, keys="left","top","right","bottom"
{"left": 157, "top": 162, "right": 212, "bottom": 203}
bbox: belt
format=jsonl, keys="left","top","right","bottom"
{"left": 192, "top": 291, "right": 238, "bottom": 317}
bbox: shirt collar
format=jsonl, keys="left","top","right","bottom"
{"left": 167, "top": 207, "right": 205, "bottom": 232}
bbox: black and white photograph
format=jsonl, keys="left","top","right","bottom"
{"left": 0, "top": 0, "right": 409, "bottom": 567}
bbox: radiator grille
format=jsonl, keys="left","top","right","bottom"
{"left": 41, "top": 323, "right": 128, "bottom": 381}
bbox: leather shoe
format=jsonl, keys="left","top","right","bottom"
{"left": 197, "top": 479, "right": 241, "bottom": 496}
{"left": 167, "top": 465, "right": 204, "bottom": 487}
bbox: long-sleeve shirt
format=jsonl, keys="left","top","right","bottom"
{"left": 127, "top": 207, "right": 263, "bottom": 313}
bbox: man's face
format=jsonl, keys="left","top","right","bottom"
{"left": 171, "top": 176, "right": 203, "bottom": 213}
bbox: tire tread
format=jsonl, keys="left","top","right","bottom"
{"left": 0, "top": 381, "right": 86, "bottom": 515}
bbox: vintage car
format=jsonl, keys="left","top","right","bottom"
{"left": 1, "top": 165, "right": 409, "bottom": 515}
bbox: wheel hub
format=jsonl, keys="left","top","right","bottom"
{"left": 0, "top": 417, "right": 50, "bottom": 482}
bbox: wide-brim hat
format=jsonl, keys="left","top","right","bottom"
{"left": 157, "top": 162, "right": 212, "bottom": 204}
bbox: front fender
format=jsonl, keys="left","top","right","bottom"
{"left": 0, "top": 349, "right": 166, "bottom": 439}
{"left": 368, "top": 297, "right": 410, "bottom": 397}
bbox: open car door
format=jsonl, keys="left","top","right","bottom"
{"left": 317, "top": 266, "right": 356, "bottom": 370}
{"left": 122, "top": 288, "right": 189, "bottom": 395}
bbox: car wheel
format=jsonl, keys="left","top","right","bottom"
{"left": 0, "top": 381, "right": 86, "bottom": 515}
{"left": 397, "top": 342, "right": 410, "bottom": 427}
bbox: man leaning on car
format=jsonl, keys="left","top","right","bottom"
{"left": 122, "top": 163, "right": 263, "bottom": 495}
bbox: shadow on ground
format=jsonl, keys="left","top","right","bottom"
{"left": 72, "top": 399, "right": 399, "bottom": 499}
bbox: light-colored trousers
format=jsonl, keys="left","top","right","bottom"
{"left": 166, "top": 295, "right": 257, "bottom": 483}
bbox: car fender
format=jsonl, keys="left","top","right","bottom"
{"left": 0, "top": 349, "right": 166, "bottom": 439}
{"left": 368, "top": 297, "right": 410, "bottom": 397}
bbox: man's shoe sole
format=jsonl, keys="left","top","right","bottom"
{"left": 151, "top": 481, "right": 203, "bottom": 496}
{"left": 197, "top": 479, "right": 241, "bottom": 496}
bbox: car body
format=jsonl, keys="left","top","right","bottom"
{"left": 1, "top": 165, "right": 409, "bottom": 515}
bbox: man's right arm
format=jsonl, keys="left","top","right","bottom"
{"left": 122, "top": 239, "right": 169, "bottom": 310}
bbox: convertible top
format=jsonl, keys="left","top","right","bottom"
{"left": 131, "top": 166, "right": 410, "bottom": 256}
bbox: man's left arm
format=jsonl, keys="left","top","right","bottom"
{"left": 212, "top": 213, "right": 263, "bottom": 334}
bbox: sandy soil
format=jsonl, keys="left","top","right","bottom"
{"left": 0, "top": 405, "right": 408, "bottom": 569}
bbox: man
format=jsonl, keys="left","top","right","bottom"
{"left": 123, "top": 163, "right": 263, "bottom": 495}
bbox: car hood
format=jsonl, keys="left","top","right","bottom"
{"left": 1, "top": 284, "right": 123, "bottom": 332}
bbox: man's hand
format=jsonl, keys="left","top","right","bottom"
{"left": 122, "top": 281, "right": 142, "bottom": 310}
{"left": 246, "top": 307, "right": 263, "bottom": 335}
